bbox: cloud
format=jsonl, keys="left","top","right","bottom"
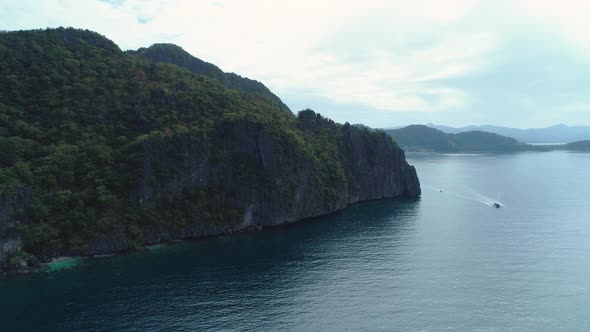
{"left": 1, "top": 0, "right": 590, "bottom": 127}
{"left": 514, "top": 0, "right": 590, "bottom": 54}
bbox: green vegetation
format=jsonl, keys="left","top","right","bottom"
{"left": 385, "top": 125, "right": 528, "bottom": 152}
{"left": 563, "top": 140, "right": 590, "bottom": 151}
{"left": 128, "top": 43, "right": 290, "bottom": 112}
{"left": 386, "top": 125, "right": 590, "bottom": 153}
{"left": 0, "top": 28, "right": 401, "bottom": 260}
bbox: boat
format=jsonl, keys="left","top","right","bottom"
{"left": 493, "top": 203, "right": 501, "bottom": 208}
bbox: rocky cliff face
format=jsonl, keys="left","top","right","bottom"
{"left": 0, "top": 188, "right": 33, "bottom": 272}
{"left": 129, "top": 113, "right": 419, "bottom": 241}
{"left": 0, "top": 113, "right": 420, "bottom": 270}
{"left": 0, "top": 187, "right": 32, "bottom": 230}
{"left": 0, "top": 236, "right": 23, "bottom": 271}
{"left": 0, "top": 28, "right": 420, "bottom": 273}
{"left": 62, "top": 114, "right": 420, "bottom": 259}
{"left": 341, "top": 124, "right": 420, "bottom": 202}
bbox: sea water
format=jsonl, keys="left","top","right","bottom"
{"left": 1, "top": 151, "right": 589, "bottom": 331}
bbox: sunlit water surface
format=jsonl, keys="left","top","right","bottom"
{"left": 1, "top": 151, "right": 590, "bottom": 331}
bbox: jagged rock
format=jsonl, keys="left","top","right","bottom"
{"left": 26, "top": 255, "right": 42, "bottom": 269}
{"left": 4, "top": 253, "right": 40, "bottom": 274}
{"left": 0, "top": 235, "right": 23, "bottom": 267}
{"left": 76, "top": 230, "right": 129, "bottom": 256}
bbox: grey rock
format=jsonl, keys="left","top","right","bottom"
{"left": 26, "top": 255, "right": 42, "bottom": 268}
{"left": 0, "top": 114, "right": 421, "bottom": 272}
{"left": 0, "top": 235, "right": 23, "bottom": 266}
{"left": 0, "top": 187, "right": 32, "bottom": 230}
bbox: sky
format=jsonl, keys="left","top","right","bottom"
{"left": 1, "top": 0, "right": 590, "bottom": 128}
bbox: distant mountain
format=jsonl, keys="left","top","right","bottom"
{"left": 562, "top": 140, "right": 590, "bottom": 151}
{"left": 385, "top": 125, "right": 528, "bottom": 152}
{"left": 426, "top": 123, "right": 590, "bottom": 143}
{"left": 385, "top": 125, "right": 590, "bottom": 153}
{"left": 127, "top": 43, "right": 290, "bottom": 112}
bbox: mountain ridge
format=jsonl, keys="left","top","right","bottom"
{"left": 127, "top": 43, "right": 291, "bottom": 112}
{"left": 385, "top": 125, "right": 528, "bottom": 152}
{"left": 385, "top": 125, "right": 590, "bottom": 153}
{"left": 425, "top": 123, "right": 590, "bottom": 143}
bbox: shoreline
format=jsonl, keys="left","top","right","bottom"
{"left": 1, "top": 196, "right": 419, "bottom": 277}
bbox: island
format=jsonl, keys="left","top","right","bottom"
{"left": 0, "top": 28, "right": 420, "bottom": 273}
{"left": 384, "top": 125, "right": 529, "bottom": 152}
{"left": 385, "top": 125, "right": 590, "bottom": 153}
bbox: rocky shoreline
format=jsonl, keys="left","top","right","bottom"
{"left": 1, "top": 196, "right": 419, "bottom": 275}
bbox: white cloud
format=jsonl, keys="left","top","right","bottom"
{"left": 0, "top": 0, "right": 487, "bottom": 113}
{"left": 1, "top": 0, "right": 590, "bottom": 126}
{"left": 514, "top": 0, "right": 590, "bottom": 54}
{"left": 0, "top": 0, "right": 168, "bottom": 48}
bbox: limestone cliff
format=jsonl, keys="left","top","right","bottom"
{"left": 0, "top": 28, "right": 420, "bottom": 272}
{"left": 0, "top": 112, "right": 420, "bottom": 271}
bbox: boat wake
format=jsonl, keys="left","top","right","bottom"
{"left": 474, "top": 193, "right": 504, "bottom": 207}
{"left": 427, "top": 185, "right": 505, "bottom": 208}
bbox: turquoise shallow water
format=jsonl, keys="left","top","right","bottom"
{"left": 1, "top": 151, "right": 590, "bottom": 331}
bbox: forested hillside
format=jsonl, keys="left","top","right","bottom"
{"left": 386, "top": 125, "right": 528, "bottom": 152}
{"left": 0, "top": 28, "right": 419, "bottom": 272}
{"left": 128, "top": 43, "right": 290, "bottom": 112}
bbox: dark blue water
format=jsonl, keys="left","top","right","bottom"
{"left": 1, "top": 151, "right": 590, "bottom": 331}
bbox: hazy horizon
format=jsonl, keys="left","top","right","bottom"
{"left": 389, "top": 122, "right": 590, "bottom": 130}
{"left": 2, "top": 0, "right": 589, "bottom": 128}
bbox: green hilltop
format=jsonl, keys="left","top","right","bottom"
{"left": 127, "top": 43, "right": 290, "bottom": 112}
{"left": 385, "top": 125, "right": 528, "bottom": 152}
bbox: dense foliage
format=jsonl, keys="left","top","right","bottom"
{"left": 128, "top": 43, "right": 290, "bottom": 112}
{"left": 0, "top": 28, "right": 397, "bottom": 259}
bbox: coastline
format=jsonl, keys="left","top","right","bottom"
{"left": 2, "top": 196, "right": 419, "bottom": 276}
